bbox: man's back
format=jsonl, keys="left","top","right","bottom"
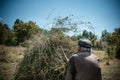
{"left": 65, "top": 52, "right": 102, "bottom": 80}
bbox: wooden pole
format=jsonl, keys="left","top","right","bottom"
{"left": 60, "top": 45, "right": 69, "bottom": 62}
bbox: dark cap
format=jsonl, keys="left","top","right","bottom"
{"left": 78, "top": 39, "right": 92, "bottom": 48}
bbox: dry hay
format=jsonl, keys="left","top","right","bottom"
{"left": 14, "top": 34, "right": 76, "bottom": 80}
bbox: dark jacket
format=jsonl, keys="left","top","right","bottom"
{"left": 65, "top": 52, "right": 102, "bottom": 80}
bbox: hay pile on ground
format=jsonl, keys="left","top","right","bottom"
{"left": 14, "top": 34, "right": 76, "bottom": 80}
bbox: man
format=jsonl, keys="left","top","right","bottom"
{"left": 65, "top": 39, "right": 102, "bottom": 80}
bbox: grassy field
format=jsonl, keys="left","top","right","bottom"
{"left": 0, "top": 46, "right": 120, "bottom": 80}
{"left": 0, "top": 45, "right": 26, "bottom": 80}
{"left": 93, "top": 50, "right": 120, "bottom": 80}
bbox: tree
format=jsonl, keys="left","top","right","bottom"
{"left": 82, "top": 30, "right": 89, "bottom": 38}
{"left": 80, "top": 30, "right": 97, "bottom": 48}
{"left": 0, "top": 23, "right": 11, "bottom": 45}
{"left": 13, "top": 19, "right": 40, "bottom": 45}
{"left": 101, "top": 30, "right": 113, "bottom": 45}
{"left": 112, "top": 27, "right": 120, "bottom": 59}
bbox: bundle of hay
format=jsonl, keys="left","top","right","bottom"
{"left": 14, "top": 34, "right": 76, "bottom": 80}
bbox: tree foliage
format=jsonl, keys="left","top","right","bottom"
{"left": 13, "top": 19, "right": 40, "bottom": 45}
{"left": 0, "top": 23, "right": 11, "bottom": 45}
{"left": 101, "top": 30, "right": 113, "bottom": 45}
{"left": 112, "top": 27, "right": 120, "bottom": 58}
{"left": 0, "top": 19, "right": 41, "bottom": 45}
{"left": 71, "top": 30, "right": 98, "bottom": 48}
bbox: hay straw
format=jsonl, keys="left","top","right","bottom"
{"left": 14, "top": 34, "right": 76, "bottom": 80}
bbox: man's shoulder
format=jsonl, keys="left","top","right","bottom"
{"left": 69, "top": 54, "right": 78, "bottom": 61}
{"left": 70, "top": 52, "right": 90, "bottom": 58}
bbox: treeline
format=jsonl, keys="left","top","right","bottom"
{"left": 0, "top": 19, "right": 47, "bottom": 46}
{"left": 71, "top": 29, "right": 120, "bottom": 58}
{"left": 0, "top": 18, "right": 120, "bottom": 58}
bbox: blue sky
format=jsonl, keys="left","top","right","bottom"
{"left": 0, "top": 0, "right": 120, "bottom": 37}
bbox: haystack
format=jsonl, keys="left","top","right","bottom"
{"left": 14, "top": 34, "right": 76, "bottom": 80}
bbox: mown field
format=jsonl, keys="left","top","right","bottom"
{"left": 0, "top": 45, "right": 26, "bottom": 80}
{"left": 0, "top": 46, "right": 120, "bottom": 80}
{"left": 93, "top": 50, "right": 120, "bottom": 80}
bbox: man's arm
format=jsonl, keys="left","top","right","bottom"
{"left": 96, "top": 68, "right": 102, "bottom": 80}
{"left": 65, "top": 56, "right": 76, "bottom": 80}
{"left": 65, "top": 66, "right": 73, "bottom": 80}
